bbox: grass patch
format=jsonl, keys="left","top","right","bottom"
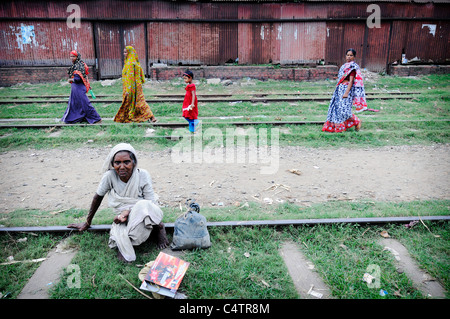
{"left": 1, "top": 200, "right": 448, "bottom": 228}
{"left": 2, "top": 220, "right": 446, "bottom": 299}
{"left": 0, "top": 73, "right": 448, "bottom": 150}
{"left": 0, "top": 232, "right": 66, "bottom": 299}
{"left": 284, "top": 221, "right": 449, "bottom": 298}
{"left": 1, "top": 119, "right": 448, "bottom": 150}
{"left": 1, "top": 200, "right": 448, "bottom": 299}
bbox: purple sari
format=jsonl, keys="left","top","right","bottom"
{"left": 61, "top": 74, "right": 101, "bottom": 124}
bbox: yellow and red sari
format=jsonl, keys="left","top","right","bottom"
{"left": 114, "top": 46, "right": 154, "bottom": 123}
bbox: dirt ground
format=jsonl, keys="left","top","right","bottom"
{"left": 0, "top": 144, "right": 448, "bottom": 213}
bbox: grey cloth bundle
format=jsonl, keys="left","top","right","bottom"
{"left": 170, "top": 200, "right": 211, "bottom": 250}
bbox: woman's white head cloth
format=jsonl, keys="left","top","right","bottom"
{"left": 101, "top": 143, "right": 138, "bottom": 173}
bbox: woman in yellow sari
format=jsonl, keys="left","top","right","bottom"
{"left": 114, "top": 46, "right": 157, "bottom": 123}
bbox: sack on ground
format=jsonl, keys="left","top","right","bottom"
{"left": 170, "top": 201, "right": 211, "bottom": 250}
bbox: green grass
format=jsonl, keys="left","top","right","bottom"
{"left": 0, "top": 73, "right": 448, "bottom": 150}
{"left": 3, "top": 218, "right": 447, "bottom": 299}
{"left": 2, "top": 200, "right": 448, "bottom": 228}
{"left": 1, "top": 119, "right": 448, "bottom": 151}
{"left": 284, "top": 221, "right": 450, "bottom": 299}
{"left": 0, "top": 232, "right": 66, "bottom": 299}
{"left": 1, "top": 200, "right": 448, "bottom": 299}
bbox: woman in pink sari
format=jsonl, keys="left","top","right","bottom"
{"left": 322, "top": 49, "right": 367, "bottom": 133}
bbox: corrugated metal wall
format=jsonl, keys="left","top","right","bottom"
{"left": 0, "top": 0, "right": 448, "bottom": 78}
{"left": 0, "top": 20, "right": 95, "bottom": 66}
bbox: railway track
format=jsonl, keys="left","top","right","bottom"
{"left": 1, "top": 118, "right": 448, "bottom": 130}
{"left": 0, "top": 90, "right": 445, "bottom": 133}
{"left": 0, "top": 91, "right": 422, "bottom": 105}
{"left": 0, "top": 91, "right": 421, "bottom": 99}
{"left": 1, "top": 215, "right": 449, "bottom": 233}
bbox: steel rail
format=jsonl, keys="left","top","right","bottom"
{"left": 0, "top": 92, "right": 421, "bottom": 99}
{"left": 0, "top": 96, "right": 416, "bottom": 104}
{"left": 0, "top": 121, "right": 321, "bottom": 129}
{"left": 1, "top": 119, "right": 449, "bottom": 130}
{"left": 1, "top": 215, "right": 448, "bottom": 233}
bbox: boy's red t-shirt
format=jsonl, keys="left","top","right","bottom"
{"left": 182, "top": 83, "right": 198, "bottom": 119}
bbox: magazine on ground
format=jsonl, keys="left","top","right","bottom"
{"left": 140, "top": 252, "right": 190, "bottom": 298}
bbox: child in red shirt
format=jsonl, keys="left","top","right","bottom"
{"left": 182, "top": 70, "right": 200, "bottom": 133}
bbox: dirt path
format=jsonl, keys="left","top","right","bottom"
{"left": 380, "top": 238, "right": 446, "bottom": 298}
{"left": 0, "top": 144, "right": 448, "bottom": 212}
{"left": 280, "top": 239, "right": 447, "bottom": 299}
{"left": 17, "top": 238, "right": 77, "bottom": 299}
{"left": 280, "top": 241, "right": 333, "bottom": 299}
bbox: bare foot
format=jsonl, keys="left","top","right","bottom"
{"left": 117, "top": 250, "right": 130, "bottom": 263}
{"left": 356, "top": 121, "right": 361, "bottom": 131}
{"left": 154, "top": 222, "right": 169, "bottom": 249}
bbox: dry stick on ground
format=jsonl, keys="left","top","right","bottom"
{"left": 0, "top": 257, "right": 46, "bottom": 266}
{"left": 50, "top": 208, "right": 72, "bottom": 215}
{"left": 119, "top": 274, "right": 153, "bottom": 299}
{"left": 419, "top": 217, "right": 441, "bottom": 238}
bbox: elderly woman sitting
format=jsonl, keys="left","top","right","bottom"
{"left": 68, "top": 143, "right": 169, "bottom": 262}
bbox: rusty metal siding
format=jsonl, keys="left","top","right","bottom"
{"left": 201, "top": 23, "right": 220, "bottom": 65}
{"left": 253, "top": 23, "right": 274, "bottom": 64}
{"left": 95, "top": 23, "right": 122, "bottom": 78}
{"left": 387, "top": 20, "right": 408, "bottom": 64}
{"left": 238, "top": 2, "right": 281, "bottom": 19}
{"left": 50, "top": 21, "right": 95, "bottom": 66}
{"left": 178, "top": 23, "right": 202, "bottom": 65}
{"left": 219, "top": 23, "right": 238, "bottom": 63}
{"left": 148, "top": 22, "right": 179, "bottom": 65}
{"left": 152, "top": 0, "right": 201, "bottom": 19}
{"left": 123, "top": 23, "right": 147, "bottom": 73}
{"left": 388, "top": 20, "right": 449, "bottom": 65}
{"left": 325, "top": 22, "right": 366, "bottom": 67}
{"left": 0, "top": 20, "right": 94, "bottom": 67}
{"left": 341, "top": 22, "right": 366, "bottom": 65}
{"left": 237, "top": 23, "right": 252, "bottom": 65}
{"left": 364, "top": 22, "right": 392, "bottom": 72}
{"left": 1, "top": 1, "right": 49, "bottom": 19}
{"left": 239, "top": 22, "right": 274, "bottom": 64}
{"left": 96, "top": 22, "right": 147, "bottom": 78}
{"left": 0, "top": 0, "right": 449, "bottom": 74}
{"left": 76, "top": 0, "right": 153, "bottom": 20}
{"left": 237, "top": 2, "right": 280, "bottom": 64}
{"left": 278, "top": 22, "right": 326, "bottom": 64}
{"left": 403, "top": 21, "right": 449, "bottom": 63}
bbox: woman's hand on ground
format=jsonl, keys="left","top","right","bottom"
{"left": 67, "top": 222, "right": 90, "bottom": 232}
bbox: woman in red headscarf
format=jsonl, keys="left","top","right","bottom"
{"left": 61, "top": 50, "right": 102, "bottom": 124}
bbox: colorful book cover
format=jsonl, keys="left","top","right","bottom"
{"left": 144, "top": 252, "right": 190, "bottom": 292}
